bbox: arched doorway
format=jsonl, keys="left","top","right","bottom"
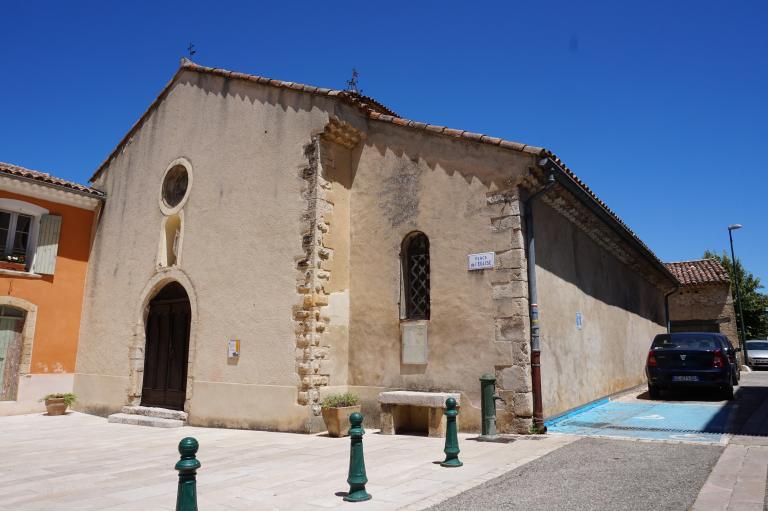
{"left": 141, "top": 282, "right": 191, "bottom": 410}
{"left": 0, "top": 305, "right": 26, "bottom": 401}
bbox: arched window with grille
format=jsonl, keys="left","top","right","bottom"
{"left": 402, "top": 232, "right": 430, "bottom": 320}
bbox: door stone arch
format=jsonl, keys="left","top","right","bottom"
{"left": 0, "top": 296, "right": 37, "bottom": 400}
{"left": 129, "top": 269, "right": 198, "bottom": 411}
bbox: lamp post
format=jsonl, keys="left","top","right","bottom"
{"left": 728, "top": 224, "right": 748, "bottom": 363}
{"left": 764, "top": 308, "right": 768, "bottom": 340}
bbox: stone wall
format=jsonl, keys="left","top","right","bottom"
{"left": 294, "top": 138, "right": 331, "bottom": 419}
{"left": 486, "top": 189, "right": 533, "bottom": 433}
{"left": 346, "top": 117, "right": 536, "bottom": 433}
{"left": 668, "top": 284, "right": 738, "bottom": 342}
{"left": 294, "top": 120, "right": 361, "bottom": 429}
{"left": 534, "top": 199, "right": 668, "bottom": 417}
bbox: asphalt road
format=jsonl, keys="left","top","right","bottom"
{"left": 430, "top": 371, "right": 768, "bottom": 510}
{"left": 428, "top": 437, "right": 722, "bottom": 511}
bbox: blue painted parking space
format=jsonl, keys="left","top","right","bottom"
{"left": 546, "top": 400, "right": 731, "bottom": 444}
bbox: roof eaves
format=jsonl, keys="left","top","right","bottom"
{"left": 0, "top": 162, "right": 104, "bottom": 199}
{"left": 538, "top": 153, "right": 678, "bottom": 286}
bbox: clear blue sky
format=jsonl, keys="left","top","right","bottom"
{"left": 2, "top": 1, "right": 766, "bottom": 284}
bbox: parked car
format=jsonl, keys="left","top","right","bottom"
{"left": 645, "top": 332, "right": 740, "bottom": 400}
{"left": 745, "top": 340, "right": 768, "bottom": 368}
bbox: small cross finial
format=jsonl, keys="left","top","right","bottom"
{"left": 187, "top": 43, "right": 196, "bottom": 58}
{"left": 346, "top": 68, "right": 362, "bottom": 95}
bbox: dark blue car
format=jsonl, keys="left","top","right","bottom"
{"left": 645, "top": 332, "right": 740, "bottom": 400}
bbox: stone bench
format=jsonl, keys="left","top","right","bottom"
{"left": 378, "top": 391, "right": 461, "bottom": 438}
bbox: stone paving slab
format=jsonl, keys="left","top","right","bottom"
{"left": 0, "top": 412, "right": 575, "bottom": 510}
{"left": 691, "top": 444, "right": 768, "bottom": 511}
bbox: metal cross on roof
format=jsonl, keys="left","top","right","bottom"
{"left": 346, "top": 68, "right": 362, "bottom": 95}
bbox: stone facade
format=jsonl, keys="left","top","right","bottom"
{"left": 668, "top": 284, "right": 738, "bottom": 341}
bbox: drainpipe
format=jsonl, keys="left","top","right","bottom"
{"left": 524, "top": 171, "right": 555, "bottom": 434}
{"left": 664, "top": 287, "right": 678, "bottom": 334}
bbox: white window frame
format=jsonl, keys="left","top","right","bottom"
{"left": 0, "top": 199, "right": 49, "bottom": 272}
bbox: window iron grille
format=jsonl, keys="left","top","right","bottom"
{"left": 403, "top": 233, "right": 430, "bottom": 320}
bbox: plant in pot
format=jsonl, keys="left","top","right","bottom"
{"left": 320, "top": 392, "right": 361, "bottom": 437}
{"left": 40, "top": 393, "right": 76, "bottom": 416}
{"left": 0, "top": 254, "right": 26, "bottom": 272}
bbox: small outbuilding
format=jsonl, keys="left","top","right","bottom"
{"left": 665, "top": 259, "right": 739, "bottom": 343}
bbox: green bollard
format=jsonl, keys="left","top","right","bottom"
{"left": 175, "top": 437, "right": 201, "bottom": 511}
{"left": 344, "top": 412, "right": 372, "bottom": 502}
{"left": 441, "top": 397, "right": 463, "bottom": 467}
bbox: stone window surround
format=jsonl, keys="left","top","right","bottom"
{"left": 158, "top": 157, "right": 193, "bottom": 216}
{"left": 0, "top": 198, "right": 49, "bottom": 273}
{"left": 127, "top": 269, "right": 198, "bottom": 412}
{"left": 0, "top": 295, "right": 37, "bottom": 389}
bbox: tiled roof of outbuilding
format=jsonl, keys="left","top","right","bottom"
{"left": 88, "top": 59, "right": 676, "bottom": 285}
{"left": 665, "top": 259, "right": 731, "bottom": 286}
{"left": 0, "top": 161, "right": 104, "bottom": 198}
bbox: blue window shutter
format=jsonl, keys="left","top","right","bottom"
{"left": 32, "top": 214, "right": 62, "bottom": 275}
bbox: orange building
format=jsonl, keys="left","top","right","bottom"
{"left": 0, "top": 162, "right": 103, "bottom": 415}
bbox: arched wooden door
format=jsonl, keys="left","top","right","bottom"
{"left": 0, "top": 306, "right": 25, "bottom": 401}
{"left": 141, "top": 282, "right": 191, "bottom": 410}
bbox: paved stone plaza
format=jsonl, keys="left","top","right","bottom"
{"left": 0, "top": 412, "right": 574, "bottom": 510}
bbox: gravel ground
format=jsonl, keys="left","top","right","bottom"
{"left": 427, "top": 437, "right": 722, "bottom": 511}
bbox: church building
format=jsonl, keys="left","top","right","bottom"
{"left": 73, "top": 60, "right": 677, "bottom": 433}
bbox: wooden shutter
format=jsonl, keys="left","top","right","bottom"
{"left": 32, "top": 214, "right": 62, "bottom": 275}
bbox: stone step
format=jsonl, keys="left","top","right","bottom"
{"left": 120, "top": 405, "right": 188, "bottom": 421}
{"left": 107, "top": 413, "right": 185, "bottom": 428}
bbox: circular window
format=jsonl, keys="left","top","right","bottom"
{"left": 162, "top": 165, "right": 189, "bottom": 208}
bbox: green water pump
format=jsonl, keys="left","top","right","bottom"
{"left": 479, "top": 373, "right": 505, "bottom": 439}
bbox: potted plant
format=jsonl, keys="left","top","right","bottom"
{"left": 0, "top": 254, "right": 26, "bottom": 272}
{"left": 321, "top": 392, "right": 361, "bottom": 437}
{"left": 40, "top": 393, "right": 76, "bottom": 416}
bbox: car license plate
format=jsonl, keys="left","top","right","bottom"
{"left": 672, "top": 376, "right": 699, "bottom": 382}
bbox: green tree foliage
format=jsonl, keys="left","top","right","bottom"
{"left": 704, "top": 250, "right": 768, "bottom": 340}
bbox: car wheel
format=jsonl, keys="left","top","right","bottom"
{"left": 648, "top": 384, "right": 661, "bottom": 400}
{"left": 722, "top": 383, "right": 735, "bottom": 400}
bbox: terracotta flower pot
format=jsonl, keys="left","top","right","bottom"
{"left": 44, "top": 398, "right": 68, "bottom": 416}
{"left": 321, "top": 405, "right": 361, "bottom": 437}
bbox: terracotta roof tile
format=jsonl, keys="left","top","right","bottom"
{"left": 480, "top": 136, "right": 503, "bottom": 145}
{"left": 0, "top": 161, "right": 104, "bottom": 198}
{"left": 462, "top": 131, "right": 485, "bottom": 142}
{"left": 665, "top": 259, "right": 731, "bottom": 286}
